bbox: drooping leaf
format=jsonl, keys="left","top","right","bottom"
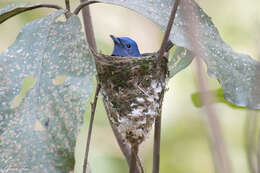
{"left": 191, "top": 88, "right": 245, "bottom": 109}
{"left": 0, "top": 10, "right": 95, "bottom": 172}
{"left": 0, "top": 3, "right": 62, "bottom": 24}
{"left": 100, "top": 0, "right": 260, "bottom": 109}
{"left": 179, "top": 0, "right": 260, "bottom": 109}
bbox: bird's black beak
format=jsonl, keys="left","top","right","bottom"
{"left": 110, "top": 35, "right": 121, "bottom": 45}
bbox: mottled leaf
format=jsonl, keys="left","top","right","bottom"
{"left": 101, "top": 0, "right": 260, "bottom": 109}
{"left": 0, "top": 10, "right": 95, "bottom": 172}
{"left": 191, "top": 88, "right": 245, "bottom": 109}
{"left": 168, "top": 46, "right": 193, "bottom": 78}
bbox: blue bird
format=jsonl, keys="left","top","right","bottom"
{"left": 110, "top": 35, "right": 141, "bottom": 57}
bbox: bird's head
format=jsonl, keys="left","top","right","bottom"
{"left": 110, "top": 35, "right": 141, "bottom": 57}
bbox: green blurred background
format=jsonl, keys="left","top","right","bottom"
{"left": 0, "top": 0, "right": 260, "bottom": 173}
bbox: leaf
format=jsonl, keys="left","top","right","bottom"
{"left": 168, "top": 46, "right": 193, "bottom": 78}
{"left": 0, "top": 10, "right": 95, "bottom": 172}
{"left": 101, "top": 0, "right": 260, "bottom": 109}
{"left": 191, "top": 88, "right": 245, "bottom": 109}
{"left": 179, "top": 1, "right": 260, "bottom": 109}
{"left": 0, "top": 3, "right": 62, "bottom": 24}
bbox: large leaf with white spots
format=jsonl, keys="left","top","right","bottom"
{"left": 0, "top": 10, "right": 95, "bottom": 172}
{"left": 100, "top": 0, "right": 260, "bottom": 109}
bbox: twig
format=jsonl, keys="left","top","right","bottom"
{"left": 83, "top": 84, "right": 101, "bottom": 173}
{"left": 80, "top": 3, "right": 97, "bottom": 172}
{"left": 137, "top": 85, "right": 152, "bottom": 98}
{"left": 157, "top": 0, "right": 179, "bottom": 68}
{"left": 152, "top": 115, "right": 161, "bottom": 173}
{"left": 64, "top": 0, "right": 72, "bottom": 19}
{"left": 152, "top": 88, "right": 165, "bottom": 173}
{"left": 31, "top": 4, "right": 63, "bottom": 10}
{"left": 80, "top": 0, "right": 97, "bottom": 51}
{"left": 65, "top": 0, "right": 71, "bottom": 11}
{"left": 152, "top": 2, "right": 179, "bottom": 173}
{"left": 130, "top": 145, "right": 138, "bottom": 173}
{"left": 180, "top": 1, "right": 232, "bottom": 173}
{"left": 74, "top": 1, "right": 100, "bottom": 15}
{"left": 0, "top": 4, "right": 63, "bottom": 24}
{"left": 135, "top": 152, "right": 145, "bottom": 173}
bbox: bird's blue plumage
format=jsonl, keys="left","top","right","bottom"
{"left": 110, "top": 35, "right": 141, "bottom": 57}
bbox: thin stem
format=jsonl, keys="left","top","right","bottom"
{"left": 83, "top": 84, "right": 101, "bottom": 173}
{"left": 152, "top": 115, "right": 161, "bottom": 173}
{"left": 257, "top": 128, "right": 260, "bottom": 173}
{"left": 0, "top": 4, "right": 63, "bottom": 24}
{"left": 152, "top": 89, "right": 165, "bottom": 173}
{"left": 74, "top": 1, "right": 101, "bottom": 15}
{"left": 245, "top": 111, "right": 258, "bottom": 173}
{"left": 32, "top": 4, "right": 63, "bottom": 10}
{"left": 253, "top": 36, "right": 260, "bottom": 173}
{"left": 80, "top": 1, "right": 97, "bottom": 172}
{"left": 152, "top": 2, "right": 179, "bottom": 172}
{"left": 135, "top": 152, "right": 145, "bottom": 173}
{"left": 65, "top": 0, "right": 71, "bottom": 11}
{"left": 198, "top": 60, "right": 231, "bottom": 173}
{"left": 180, "top": 1, "right": 232, "bottom": 173}
{"left": 130, "top": 145, "right": 138, "bottom": 173}
{"left": 64, "top": 0, "right": 71, "bottom": 19}
{"left": 157, "top": 0, "right": 179, "bottom": 68}
{"left": 80, "top": 0, "right": 97, "bottom": 51}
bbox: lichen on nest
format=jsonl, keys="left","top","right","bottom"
{"left": 94, "top": 53, "right": 168, "bottom": 145}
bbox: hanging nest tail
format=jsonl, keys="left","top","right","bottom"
{"left": 93, "top": 51, "right": 169, "bottom": 146}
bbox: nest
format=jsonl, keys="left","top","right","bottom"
{"left": 94, "top": 53, "right": 168, "bottom": 145}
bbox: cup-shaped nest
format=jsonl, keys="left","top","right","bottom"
{"left": 94, "top": 53, "right": 168, "bottom": 145}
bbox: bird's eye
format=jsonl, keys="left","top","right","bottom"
{"left": 126, "top": 44, "right": 131, "bottom": 48}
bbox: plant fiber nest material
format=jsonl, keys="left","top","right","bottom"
{"left": 94, "top": 53, "right": 168, "bottom": 145}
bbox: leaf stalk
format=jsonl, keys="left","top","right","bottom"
{"left": 74, "top": 1, "right": 100, "bottom": 15}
